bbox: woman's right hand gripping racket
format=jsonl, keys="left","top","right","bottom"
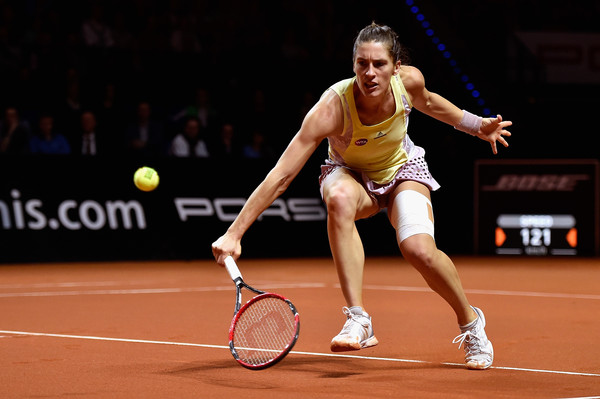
{"left": 224, "top": 256, "right": 300, "bottom": 370}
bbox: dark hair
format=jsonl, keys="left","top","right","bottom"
{"left": 353, "top": 22, "right": 409, "bottom": 64}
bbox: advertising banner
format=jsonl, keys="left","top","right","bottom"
{"left": 0, "top": 156, "right": 397, "bottom": 263}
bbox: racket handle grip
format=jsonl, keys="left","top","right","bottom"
{"left": 224, "top": 256, "right": 242, "bottom": 281}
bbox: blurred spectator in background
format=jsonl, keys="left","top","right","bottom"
{"left": 0, "top": 106, "right": 30, "bottom": 155}
{"left": 125, "top": 101, "right": 165, "bottom": 157}
{"left": 57, "top": 70, "right": 84, "bottom": 143}
{"left": 95, "top": 82, "right": 122, "bottom": 136}
{"left": 210, "top": 121, "right": 240, "bottom": 158}
{"left": 242, "top": 129, "right": 273, "bottom": 159}
{"left": 29, "top": 114, "right": 71, "bottom": 155}
{"left": 168, "top": 116, "right": 209, "bottom": 157}
{"left": 74, "top": 111, "right": 103, "bottom": 156}
{"left": 169, "top": 14, "right": 202, "bottom": 53}
{"left": 245, "top": 88, "right": 269, "bottom": 128}
{"left": 81, "top": 3, "right": 114, "bottom": 48}
{"left": 172, "top": 87, "right": 218, "bottom": 135}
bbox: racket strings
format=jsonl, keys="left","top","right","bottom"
{"left": 233, "top": 297, "right": 297, "bottom": 365}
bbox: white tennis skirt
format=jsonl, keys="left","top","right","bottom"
{"left": 319, "top": 134, "right": 440, "bottom": 208}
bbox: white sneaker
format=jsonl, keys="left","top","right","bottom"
{"left": 330, "top": 306, "right": 379, "bottom": 352}
{"left": 452, "top": 306, "right": 494, "bottom": 370}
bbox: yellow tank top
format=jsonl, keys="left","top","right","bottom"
{"left": 327, "top": 74, "right": 412, "bottom": 184}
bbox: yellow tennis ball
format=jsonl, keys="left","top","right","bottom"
{"left": 133, "top": 166, "right": 159, "bottom": 192}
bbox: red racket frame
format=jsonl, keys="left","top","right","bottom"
{"left": 228, "top": 292, "right": 300, "bottom": 370}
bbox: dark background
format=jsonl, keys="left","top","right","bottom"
{"left": 1, "top": 0, "right": 598, "bottom": 262}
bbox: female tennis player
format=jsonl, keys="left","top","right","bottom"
{"left": 212, "top": 22, "right": 512, "bottom": 370}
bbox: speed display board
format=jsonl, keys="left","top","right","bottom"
{"left": 474, "top": 159, "right": 599, "bottom": 256}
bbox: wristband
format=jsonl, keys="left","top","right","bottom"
{"left": 454, "top": 110, "right": 482, "bottom": 136}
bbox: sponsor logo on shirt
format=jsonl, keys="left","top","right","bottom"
{"left": 355, "top": 138, "right": 368, "bottom": 146}
{"left": 374, "top": 131, "right": 387, "bottom": 139}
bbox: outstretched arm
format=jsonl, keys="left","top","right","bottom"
{"left": 211, "top": 89, "right": 343, "bottom": 265}
{"left": 211, "top": 130, "right": 320, "bottom": 265}
{"left": 401, "top": 66, "right": 512, "bottom": 154}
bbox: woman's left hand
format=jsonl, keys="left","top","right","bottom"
{"left": 478, "top": 115, "right": 513, "bottom": 154}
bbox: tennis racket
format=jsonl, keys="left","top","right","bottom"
{"left": 224, "top": 256, "right": 300, "bottom": 370}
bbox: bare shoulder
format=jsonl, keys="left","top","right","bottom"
{"left": 300, "top": 88, "right": 344, "bottom": 139}
{"left": 398, "top": 65, "right": 427, "bottom": 104}
{"left": 398, "top": 65, "right": 425, "bottom": 91}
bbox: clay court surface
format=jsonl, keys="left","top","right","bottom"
{"left": 1, "top": 256, "right": 599, "bottom": 398}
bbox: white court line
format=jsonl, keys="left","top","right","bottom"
{"left": 1, "top": 283, "right": 599, "bottom": 300}
{"left": 0, "top": 330, "right": 599, "bottom": 378}
{"left": 0, "top": 283, "right": 327, "bottom": 298}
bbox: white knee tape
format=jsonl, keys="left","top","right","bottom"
{"left": 390, "top": 190, "right": 435, "bottom": 243}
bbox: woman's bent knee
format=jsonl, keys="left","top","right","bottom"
{"left": 401, "top": 234, "right": 437, "bottom": 269}
{"left": 324, "top": 184, "right": 360, "bottom": 218}
{"left": 323, "top": 174, "right": 378, "bottom": 221}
